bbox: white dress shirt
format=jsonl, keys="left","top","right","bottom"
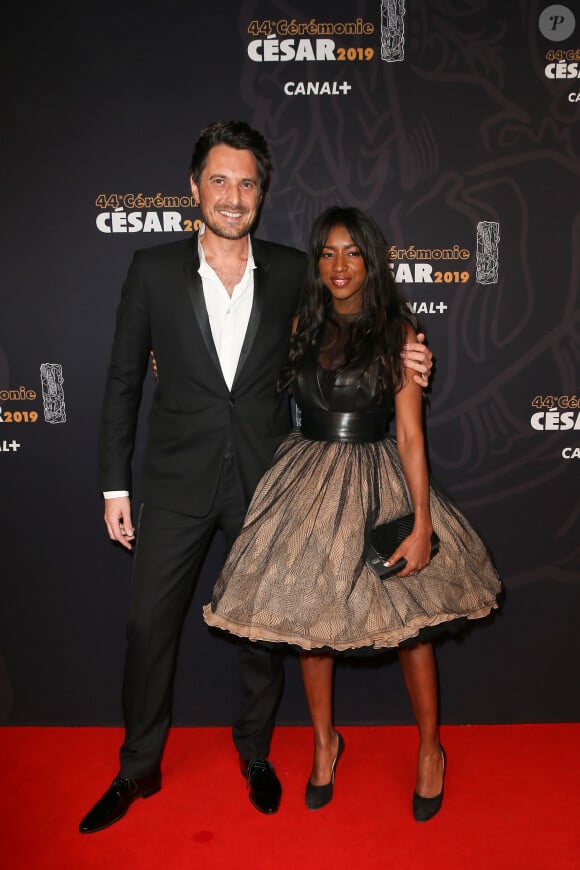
{"left": 104, "top": 225, "right": 255, "bottom": 499}
{"left": 198, "top": 224, "right": 255, "bottom": 390}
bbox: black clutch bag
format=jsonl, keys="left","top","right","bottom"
{"left": 366, "top": 513, "right": 440, "bottom": 579}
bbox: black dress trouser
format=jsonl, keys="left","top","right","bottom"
{"left": 118, "top": 452, "right": 285, "bottom": 779}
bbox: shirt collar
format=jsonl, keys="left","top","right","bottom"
{"left": 197, "top": 222, "right": 256, "bottom": 274}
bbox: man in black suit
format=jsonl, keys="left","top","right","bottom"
{"left": 79, "top": 121, "right": 432, "bottom": 833}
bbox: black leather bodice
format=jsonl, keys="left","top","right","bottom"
{"left": 292, "top": 314, "right": 393, "bottom": 442}
{"left": 293, "top": 353, "right": 391, "bottom": 414}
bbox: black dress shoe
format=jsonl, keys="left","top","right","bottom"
{"left": 79, "top": 772, "right": 161, "bottom": 834}
{"left": 305, "top": 732, "right": 345, "bottom": 811}
{"left": 413, "top": 745, "right": 446, "bottom": 822}
{"left": 240, "top": 758, "right": 281, "bottom": 814}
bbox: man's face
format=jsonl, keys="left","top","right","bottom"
{"left": 190, "top": 144, "right": 262, "bottom": 241}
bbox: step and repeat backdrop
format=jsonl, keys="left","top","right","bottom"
{"left": 1, "top": 1, "right": 579, "bottom": 726}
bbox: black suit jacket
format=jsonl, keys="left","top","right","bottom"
{"left": 98, "top": 233, "right": 306, "bottom": 516}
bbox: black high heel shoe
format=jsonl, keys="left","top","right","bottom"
{"left": 305, "top": 732, "right": 345, "bottom": 811}
{"left": 413, "top": 745, "right": 446, "bottom": 822}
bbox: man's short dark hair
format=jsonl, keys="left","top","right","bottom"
{"left": 189, "top": 120, "right": 273, "bottom": 194}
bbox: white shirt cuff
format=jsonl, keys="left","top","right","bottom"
{"left": 103, "top": 491, "right": 130, "bottom": 499}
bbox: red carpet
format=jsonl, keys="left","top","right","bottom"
{"left": 1, "top": 724, "right": 578, "bottom": 869}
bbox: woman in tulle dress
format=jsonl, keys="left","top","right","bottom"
{"left": 204, "top": 207, "right": 501, "bottom": 820}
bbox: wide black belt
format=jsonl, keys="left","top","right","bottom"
{"left": 300, "top": 409, "right": 388, "bottom": 443}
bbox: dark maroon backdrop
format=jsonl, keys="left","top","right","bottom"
{"left": 1, "top": 0, "right": 579, "bottom": 727}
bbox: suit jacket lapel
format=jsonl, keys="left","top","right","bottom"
{"left": 184, "top": 232, "right": 269, "bottom": 392}
{"left": 231, "top": 246, "right": 269, "bottom": 390}
{"left": 184, "top": 237, "right": 223, "bottom": 378}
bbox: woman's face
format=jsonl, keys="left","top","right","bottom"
{"left": 318, "top": 224, "right": 367, "bottom": 314}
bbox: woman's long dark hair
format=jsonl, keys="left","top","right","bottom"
{"left": 279, "top": 207, "right": 411, "bottom": 395}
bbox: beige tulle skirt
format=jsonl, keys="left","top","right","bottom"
{"left": 203, "top": 431, "right": 501, "bottom": 652}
